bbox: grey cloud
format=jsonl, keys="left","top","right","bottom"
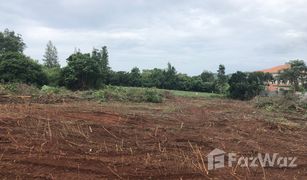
{"left": 1, "top": 0, "right": 307, "bottom": 75}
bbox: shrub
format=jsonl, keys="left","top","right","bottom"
{"left": 44, "top": 67, "right": 61, "bottom": 86}
{"left": 93, "top": 90, "right": 106, "bottom": 102}
{"left": 1, "top": 83, "right": 40, "bottom": 95}
{"left": 92, "top": 86, "right": 163, "bottom": 103}
{"left": 0, "top": 52, "right": 47, "bottom": 85}
{"left": 254, "top": 94, "right": 307, "bottom": 112}
{"left": 41, "top": 85, "right": 61, "bottom": 94}
{"left": 144, "top": 88, "right": 163, "bottom": 103}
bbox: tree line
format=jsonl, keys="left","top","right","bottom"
{"left": 1, "top": 29, "right": 306, "bottom": 100}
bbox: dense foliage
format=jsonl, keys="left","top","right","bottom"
{"left": 1, "top": 29, "right": 306, "bottom": 101}
{"left": 0, "top": 29, "right": 46, "bottom": 86}
{"left": 107, "top": 64, "right": 220, "bottom": 93}
{"left": 228, "top": 71, "right": 271, "bottom": 100}
{"left": 0, "top": 52, "right": 47, "bottom": 85}
{"left": 60, "top": 52, "right": 102, "bottom": 90}
{"left": 278, "top": 60, "right": 307, "bottom": 91}
{"left": 0, "top": 29, "right": 25, "bottom": 54}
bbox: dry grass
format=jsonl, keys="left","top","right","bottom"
{"left": 0, "top": 97, "right": 306, "bottom": 179}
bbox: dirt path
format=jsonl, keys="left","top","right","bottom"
{"left": 0, "top": 98, "right": 306, "bottom": 179}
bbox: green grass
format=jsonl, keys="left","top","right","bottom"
{"left": 90, "top": 86, "right": 164, "bottom": 103}
{"left": 104, "top": 86, "right": 223, "bottom": 99}
{"left": 0, "top": 83, "right": 223, "bottom": 103}
{"left": 89, "top": 86, "right": 223, "bottom": 102}
{"left": 165, "top": 89, "right": 223, "bottom": 98}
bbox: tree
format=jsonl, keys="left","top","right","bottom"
{"left": 0, "top": 52, "right": 47, "bottom": 85}
{"left": 177, "top": 73, "right": 193, "bottom": 91}
{"left": 190, "top": 76, "right": 205, "bottom": 92}
{"left": 60, "top": 52, "right": 101, "bottom": 90}
{"left": 92, "top": 47, "right": 110, "bottom": 84}
{"left": 247, "top": 72, "right": 267, "bottom": 97}
{"left": 228, "top": 71, "right": 249, "bottom": 100}
{"left": 129, "top": 67, "right": 141, "bottom": 87}
{"left": 200, "top": 71, "right": 216, "bottom": 92}
{"left": 141, "top": 68, "right": 164, "bottom": 88}
{"left": 101, "top": 46, "right": 109, "bottom": 70}
{"left": 43, "top": 41, "right": 60, "bottom": 68}
{"left": 109, "top": 71, "right": 130, "bottom": 86}
{"left": 216, "top": 64, "right": 228, "bottom": 94}
{"left": 101, "top": 46, "right": 110, "bottom": 82}
{"left": 201, "top": 71, "right": 215, "bottom": 82}
{"left": 228, "top": 71, "right": 266, "bottom": 100}
{"left": 0, "top": 29, "right": 26, "bottom": 54}
{"left": 162, "top": 63, "right": 178, "bottom": 89}
{"left": 279, "top": 60, "right": 307, "bottom": 91}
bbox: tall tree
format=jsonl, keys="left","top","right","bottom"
{"left": 92, "top": 46, "right": 110, "bottom": 84}
{"left": 43, "top": 41, "right": 60, "bottom": 68}
{"left": 216, "top": 64, "right": 228, "bottom": 94}
{"left": 101, "top": 46, "right": 110, "bottom": 71}
{"left": 0, "top": 29, "right": 26, "bottom": 54}
{"left": 162, "top": 63, "right": 178, "bottom": 89}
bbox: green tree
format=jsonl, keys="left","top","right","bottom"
{"left": 162, "top": 63, "right": 178, "bottom": 89}
{"left": 101, "top": 46, "right": 110, "bottom": 82}
{"left": 201, "top": 71, "right": 215, "bottom": 82}
{"left": 61, "top": 52, "right": 101, "bottom": 90}
{"left": 228, "top": 71, "right": 249, "bottom": 100}
{"left": 109, "top": 71, "right": 130, "bottom": 86}
{"left": 228, "top": 71, "right": 266, "bottom": 100}
{"left": 43, "top": 41, "right": 60, "bottom": 68}
{"left": 141, "top": 68, "right": 165, "bottom": 88}
{"left": 101, "top": 46, "right": 109, "bottom": 70}
{"left": 279, "top": 60, "right": 307, "bottom": 91}
{"left": 247, "top": 72, "right": 267, "bottom": 97}
{"left": 0, "top": 52, "right": 47, "bottom": 85}
{"left": 0, "top": 29, "right": 26, "bottom": 54}
{"left": 91, "top": 47, "right": 110, "bottom": 84}
{"left": 129, "top": 67, "right": 141, "bottom": 87}
{"left": 177, "top": 73, "right": 193, "bottom": 91}
{"left": 216, "top": 64, "right": 228, "bottom": 94}
{"left": 190, "top": 76, "right": 205, "bottom": 92}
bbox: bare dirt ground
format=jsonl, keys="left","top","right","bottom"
{"left": 0, "top": 97, "right": 306, "bottom": 179}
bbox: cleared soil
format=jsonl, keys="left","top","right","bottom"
{"left": 0, "top": 97, "right": 306, "bottom": 179}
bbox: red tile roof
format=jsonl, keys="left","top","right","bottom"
{"left": 259, "top": 64, "right": 290, "bottom": 73}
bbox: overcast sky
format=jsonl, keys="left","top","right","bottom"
{"left": 1, "top": 0, "right": 307, "bottom": 75}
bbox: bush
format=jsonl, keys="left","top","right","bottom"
{"left": 254, "top": 94, "right": 307, "bottom": 112}
{"left": 41, "top": 85, "right": 61, "bottom": 94}
{"left": 144, "top": 88, "right": 163, "bottom": 103}
{"left": 92, "top": 86, "right": 163, "bottom": 103}
{"left": 92, "top": 90, "right": 106, "bottom": 102}
{"left": 44, "top": 67, "right": 61, "bottom": 86}
{"left": 0, "top": 52, "right": 47, "bottom": 85}
{"left": 0, "top": 83, "right": 40, "bottom": 95}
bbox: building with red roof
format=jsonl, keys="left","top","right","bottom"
{"left": 258, "top": 64, "right": 291, "bottom": 92}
